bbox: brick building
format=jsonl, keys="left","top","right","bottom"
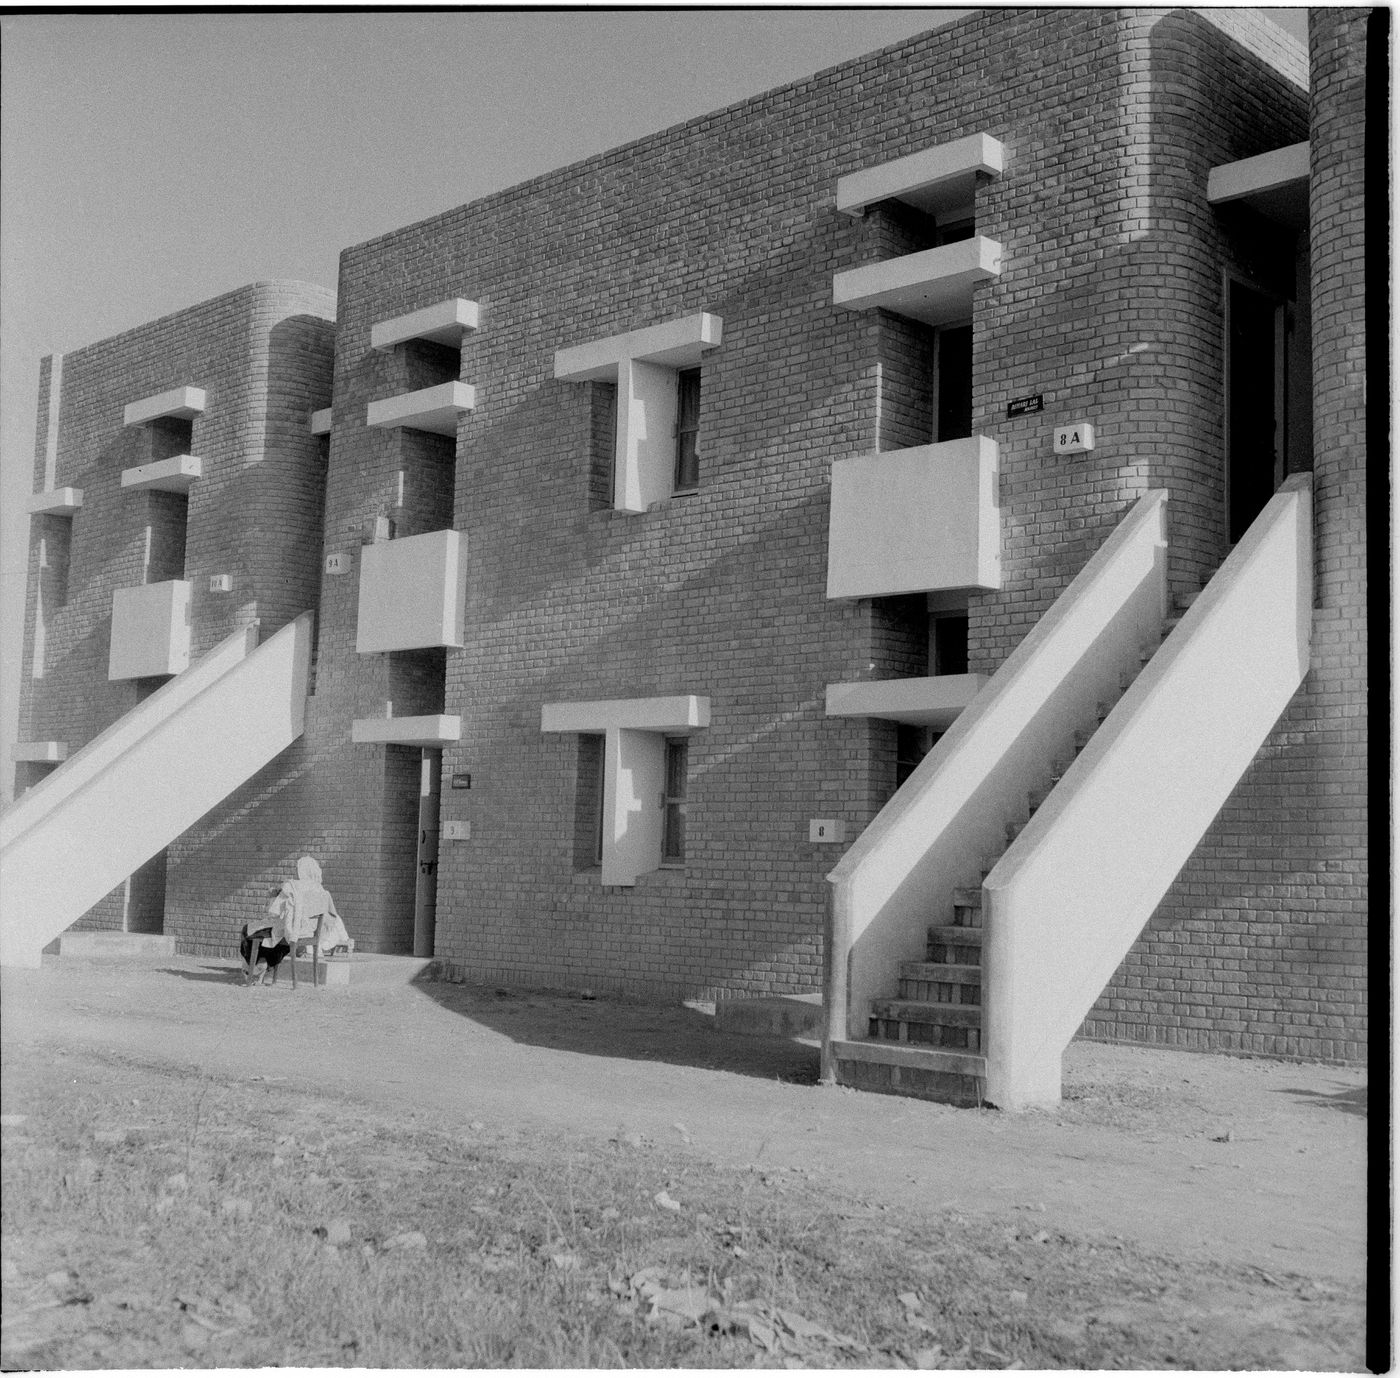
{"left": 5, "top": 9, "right": 1371, "bottom": 1106}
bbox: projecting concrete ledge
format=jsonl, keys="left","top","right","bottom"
{"left": 27, "top": 488, "right": 83, "bottom": 515}
{"left": 714, "top": 992, "right": 823, "bottom": 1039}
{"left": 124, "top": 387, "right": 207, "bottom": 427}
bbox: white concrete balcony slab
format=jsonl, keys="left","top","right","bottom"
{"left": 366, "top": 381, "right": 475, "bottom": 436}
{"left": 351, "top": 714, "right": 462, "bottom": 746}
{"left": 27, "top": 488, "right": 83, "bottom": 515}
{"left": 124, "top": 386, "right": 206, "bottom": 427}
{"left": 356, "top": 529, "right": 467, "bottom": 653}
{"left": 827, "top": 436, "right": 1000, "bottom": 599}
{"left": 554, "top": 312, "right": 723, "bottom": 382}
{"left": 1207, "top": 141, "right": 1309, "bottom": 230}
{"left": 121, "top": 454, "right": 202, "bottom": 493}
{"left": 11, "top": 740, "right": 68, "bottom": 763}
{"left": 108, "top": 579, "right": 192, "bottom": 680}
{"left": 837, "top": 133, "right": 1005, "bottom": 218}
{"left": 372, "top": 298, "right": 479, "bottom": 350}
{"left": 310, "top": 407, "right": 333, "bottom": 435}
{"left": 833, "top": 237, "right": 1001, "bottom": 327}
{"left": 825, "top": 674, "right": 985, "bottom": 729}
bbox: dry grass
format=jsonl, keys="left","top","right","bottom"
{"left": 1, "top": 1044, "right": 1363, "bottom": 1370}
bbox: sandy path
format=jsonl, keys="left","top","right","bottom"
{"left": 0, "top": 954, "right": 1367, "bottom": 1288}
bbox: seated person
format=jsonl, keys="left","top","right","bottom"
{"left": 269, "top": 856, "right": 354, "bottom": 957}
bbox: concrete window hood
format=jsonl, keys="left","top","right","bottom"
{"left": 108, "top": 580, "right": 193, "bottom": 680}
{"left": 367, "top": 381, "right": 475, "bottom": 436}
{"left": 372, "top": 298, "right": 479, "bottom": 350}
{"left": 11, "top": 741, "right": 68, "bottom": 763}
{"left": 124, "top": 387, "right": 207, "bottom": 427}
{"left": 121, "top": 455, "right": 203, "bottom": 493}
{"left": 554, "top": 312, "right": 723, "bottom": 513}
{"left": 827, "top": 436, "right": 1001, "bottom": 598}
{"left": 1207, "top": 141, "right": 1309, "bottom": 230}
{"left": 836, "top": 133, "right": 1005, "bottom": 218}
{"left": 833, "top": 237, "right": 1002, "bottom": 327}
{"left": 541, "top": 695, "right": 710, "bottom": 886}
{"left": 27, "top": 488, "right": 83, "bottom": 515}
{"left": 309, "top": 408, "right": 332, "bottom": 435}
{"left": 825, "top": 675, "right": 985, "bottom": 729}
{"left": 351, "top": 714, "right": 462, "bottom": 746}
{"left": 355, "top": 529, "right": 467, "bottom": 653}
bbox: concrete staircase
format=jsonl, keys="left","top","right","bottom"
{"left": 847, "top": 592, "right": 1203, "bottom": 1104}
{"left": 0, "top": 615, "right": 313, "bottom": 969}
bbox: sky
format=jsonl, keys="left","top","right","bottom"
{"left": 0, "top": 6, "right": 1308, "bottom": 803}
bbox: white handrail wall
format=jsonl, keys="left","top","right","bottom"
{"left": 823, "top": 492, "right": 1170, "bottom": 1075}
{"left": 983, "top": 475, "right": 1313, "bottom": 1108}
{"left": 0, "top": 613, "right": 314, "bottom": 968}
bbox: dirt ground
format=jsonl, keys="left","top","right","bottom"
{"left": 1, "top": 952, "right": 1369, "bottom": 1303}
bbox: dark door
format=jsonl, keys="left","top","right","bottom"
{"left": 413, "top": 749, "right": 442, "bottom": 958}
{"left": 1226, "top": 280, "right": 1284, "bottom": 544}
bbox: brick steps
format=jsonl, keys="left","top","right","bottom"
{"left": 828, "top": 1038, "right": 985, "bottom": 1106}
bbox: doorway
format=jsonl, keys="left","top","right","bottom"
{"left": 1225, "top": 277, "right": 1286, "bottom": 544}
{"left": 414, "top": 749, "right": 442, "bottom": 958}
{"left": 125, "top": 852, "right": 168, "bottom": 934}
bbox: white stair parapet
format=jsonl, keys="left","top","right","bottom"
{"left": 0, "top": 613, "right": 315, "bottom": 968}
{"left": 983, "top": 475, "right": 1313, "bottom": 1108}
{"left": 823, "top": 490, "right": 1171, "bottom": 1091}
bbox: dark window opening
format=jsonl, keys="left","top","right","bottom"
{"left": 146, "top": 492, "right": 189, "bottom": 583}
{"left": 1226, "top": 278, "right": 1283, "bottom": 544}
{"left": 895, "top": 724, "right": 934, "bottom": 790}
{"left": 935, "top": 217, "right": 975, "bottom": 245}
{"left": 404, "top": 339, "right": 460, "bottom": 390}
{"left": 589, "top": 381, "right": 617, "bottom": 510}
{"left": 673, "top": 368, "right": 701, "bottom": 493}
{"left": 14, "top": 760, "right": 59, "bottom": 798}
{"left": 662, "top": 736, "right": 688, "bottom": 863}
{"left": 931, "top": 613, "right": 969, "bottom": 676}
{"left": 573, "top": 734, "right": 605, "bottom": 869}
{"left": 935, "top": 325, "right": 973, "bottom": 442}
{"left": 149, "top": 416, "right": 193, "bottom": 461}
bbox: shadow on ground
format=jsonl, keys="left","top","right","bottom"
{"left": 409, "top": 974, "right": 820, "bottom": 1086}
{"left": 158, "top": 966, "right": 254, "bottom": 986}
{"left": 1274, "top": 1083, "right": 1367, "bottom": 1116}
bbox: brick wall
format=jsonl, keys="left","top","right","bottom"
{"left": 16, "top": 281, "right": 335, "bottom": 937}
{"left": 1081, "top": 9, "right": 1368, "bottom": 1061}
{"left": 306, "top": 7, "right": 1337, "bottom": 1014}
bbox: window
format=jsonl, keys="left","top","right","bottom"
{"left": 661, "top": 737, "right": 687, "bottom": 863}
{"left": 149, "top": 416, "right": 193, "bottom": 462}
{"left": 574, "top": 734, "right": 606, "bottom": 868}
{"left": 895, "top": 724, "right": 934, "bottom": 789}
{"left": 935, "top": 216, "right": 975, "bottom": 245}
{"left": 553, "top": 313, "right": 722, "bottom": 513}
{"left": 934, "top": 324, "right": 973, "bottom": 442}
{"left": 931, "top": 611, "right": 969, "bottom": 675}
{"left": 673, "top": 368, "right": 701, "bottom": 493}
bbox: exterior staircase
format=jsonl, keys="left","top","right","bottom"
{"left": 0, "top": 614, "right": 314, "bottom": 969}
{"left": 824, "top": 476, "right": 1313, "bottom": 1109}
{"left": 855, "top": 595, "right": 1200, "bottom": 1103}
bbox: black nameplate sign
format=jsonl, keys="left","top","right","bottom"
{"left": 451, "top": 773, "right": 472, "bottom": 790}
{"left": 1006, "top": 394, "right": 1044, "bottom": 417}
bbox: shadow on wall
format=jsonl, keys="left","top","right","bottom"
{"left": 406, "top": 975, "right": 821, "bottom": 1087}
